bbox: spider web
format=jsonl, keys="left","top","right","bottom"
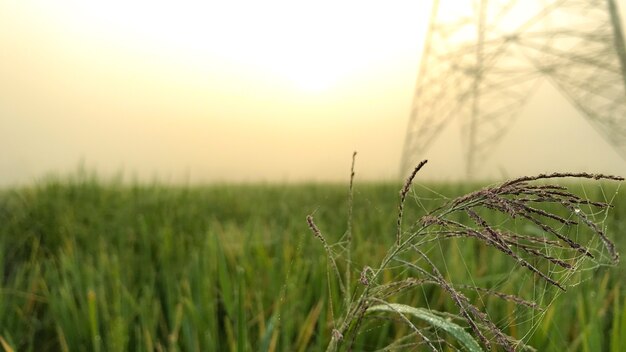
{"left": 377, "top": 179, "right": 623, "bottom": 350}
{"left": 308, "top": 158, "right": 623, "bottom": 351}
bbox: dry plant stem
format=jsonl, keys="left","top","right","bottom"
{"left": 347, "top": 151, "right": 357, "bottom": 244}
{"left": 450, "top": 174, "right": 624, "bottom": 262}
{"left": 437, "top": 215, "right": 569, "bottom": 289}
{"left": 408, "top": 248, "right": 500, "bottom": 351}
{"left": 403, "top": 253, "right": 513, "bottom": 350}
{"left": 516, "top": 195, "right": 610, "bottom": 208}
{"left": 500, "top": 232, "right": 567, "bottom": 247}
{"left": 516, "top": 211, "right": 593, "bottom": 258}
{"left": 397, "top": 160, "right": 428, "bottom": 245}
{"left": 418, "top": 246, "right": 516, "bottom": 351}
{"left": 322, "top": 164, "right": 622, "bottom": 352}
{"left": 306, "top": 215, "right": 346, "bottom": 296}
{"left": 457, "top": 285, "right": 543, "bottom": 311}
{"left": 562, "top": 201, "right": 619, "bottom": 261}
{"left": 345, "top": 151, "right": 357, "bottom": 311}
{"left": 508, "top": 199, "right": 578, "bottom": 225}
{"left": 370, "top": 277, "right": 430, "bottom": 299}
{"left": 505, "top": 241, "right": 573, "bottom": 269}
{"left": 346, "top": 299, "right": 368, "bottom": 351}
{"left": 466, "top": 209, "right": 566, "bottom": 290}
{"left": 499, "top": 172, "right": 624, "bottom": 187}
{"left": 386, "top": 256, "right": 542, "bottom": 313}
{"left": 328, "top": 161, "right": 433, "bottom": 351}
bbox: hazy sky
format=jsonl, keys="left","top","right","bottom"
{"left": 2, "top": 0, "right": 626, "bottom": 186}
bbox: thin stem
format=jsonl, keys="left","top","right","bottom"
{"left": 345, "top": 151, "right": 357, "bottom": 311}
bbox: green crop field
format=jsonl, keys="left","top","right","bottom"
{"left": 0, "top": 173, "right": 624, "bottom": 351}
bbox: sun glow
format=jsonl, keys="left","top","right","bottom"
{"left": 27, "top": 0, "right": 426, "bottom": 93}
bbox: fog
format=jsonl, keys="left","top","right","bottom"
{"left": 1, "top": 1, "right": 626, "bottom": 186}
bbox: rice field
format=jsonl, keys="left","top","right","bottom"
{"left": 0, "top": 173, "right": 624, "bottom": 351}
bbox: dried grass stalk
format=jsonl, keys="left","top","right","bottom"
{"left": 314, "top": 160, "right": 622, "bottom": 351}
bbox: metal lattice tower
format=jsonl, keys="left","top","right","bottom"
{"left": 400, "top": 0, "right": 626, "bottom": 178}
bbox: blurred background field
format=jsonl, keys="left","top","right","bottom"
{"left": 3, "top": 1, "right": 626, "bottom": 350}
{"left": 1, "top": 174, "right": 624, "bottom": 351}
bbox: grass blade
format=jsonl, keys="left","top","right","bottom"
{"left": 367, "top": 303, "right": 484, "bottom": 352}
{"left": 0, "top": 336, "right": 15, "bottom": 352}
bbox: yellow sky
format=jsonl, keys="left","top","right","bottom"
{"left": 1, "top": 0, "right": 626, "bottom": 185}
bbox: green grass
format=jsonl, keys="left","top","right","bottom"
{"left": 0, "top": 174, "right": 624, "bottom": 351}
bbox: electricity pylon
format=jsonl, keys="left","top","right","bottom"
{"left": 400, "top": 0, "right": 626, "bottom": 178}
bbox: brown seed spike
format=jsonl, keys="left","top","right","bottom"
{"left": 306, "top": 215, "right": 327, "bottom": 246}
{"left": 397, "top": 160, "right": 428, "bottom": 245}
